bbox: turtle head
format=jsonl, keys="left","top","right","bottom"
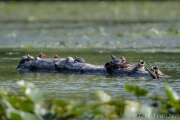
{"left": 120, "top": 56, "right": 126, "bottom": 62}
{"left": 27, "top": 54, "right": 34, "bottom": 61}
{"left": 151, "top": 66, "right": 159, "bottom": 72}
{"left": 137, "top": 60, "right": 145, "bottom": 71}
{"left": 111, "top": 55, "right": 116, "bottom": 60}
{"left": 27, "top": 54, "right": 30, "bottom": 59}
{"left": 139, "top": 60, "right": 145, "bottom": 66}
{"left": 54, "top": 55, "right": 60, "bottom": 59}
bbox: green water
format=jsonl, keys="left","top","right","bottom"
{"left": 0, "top": 48, "right": 180, "bottom": 102}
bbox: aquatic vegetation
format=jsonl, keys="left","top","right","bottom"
{"left": 0, "top": 81, "right": 180, "bottom": 120}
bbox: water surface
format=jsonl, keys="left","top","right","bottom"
{"left": 0, "top": 49, "right": 180, "bottom": 103}
{"left": 0, "top": 1, "right": 180, "bottom": 103}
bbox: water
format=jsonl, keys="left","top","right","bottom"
{"left": 0, "top": 48, "right": 180, "bottom": 103}
{"left": 0, "top": 1, "right": 180, "bottom": 102}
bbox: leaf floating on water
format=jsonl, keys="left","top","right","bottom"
{"left": 125, "top": 84, "right": 148, "bottom": 97}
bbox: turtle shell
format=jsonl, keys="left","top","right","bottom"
{"left": 110, "top": 55, "right": 122, "bottom": 65}
{"left": 111, "top": 58, "right": 122, "bottom": 65}
{"left": 37, "top": 52, "right": 47, "bottom": 59}
{"left": 19, "top": 54, "right": 34, "bottom": 65}
{"left": 74, "top": 56, "right": 85, "bottom": 63}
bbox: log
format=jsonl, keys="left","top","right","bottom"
{"left": 16, "top": 56, "right": 168, "bottom": 79}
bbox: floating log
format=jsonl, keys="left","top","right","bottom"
{"left": 16, "top": 56, "right": 168, "bottom": 79}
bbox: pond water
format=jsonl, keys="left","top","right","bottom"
{"left": 0, "top": 10, "right": 180, "bottom": 103}
{"left": 0, "top": 48, "right": 180, "bottom": 103}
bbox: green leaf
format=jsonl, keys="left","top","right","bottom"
{"left": 70, "top": 99, "right": 86, "bottom": 108}
{"left": 96, "top": 91, "right": 111, "bottom": 103}
{"left": 7, "top": 96, "right": 34, "bottom": 113}
{"left": 71, "top": 108, "right": 86, "bottom": 115}
{"left": 0, "top": 102, "right": 5, "bottom": 114}
{"left": 52, "top": 100, "right": 69, "bottom": 107}
{"left": 70, "top": 100, "right": 88, "bottom": 116}
{"left": 17, "top": 80, "right": 44, "bottom": 105}
{"left": 165, "top": 84, "right": 179, "bottom": 102}
{"left": 92, "top": 105, "right": 111, "bottom": 114}
{"left": 6, "top": 108, "right": 38, "bottom": 120}
{"left": 125, "top": 84, "right": 148, "bottom": 97}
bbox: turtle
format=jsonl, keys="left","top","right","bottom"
{"left": 54, "top": 55, "right": 60, "bottom": 59}
{"left": 133, "top": 60, "right": 145, "bottom": 71}
{"left": 110, "top": 55, "right": 122, "bottom": 68}
{"left": 151, "top": 66, "right": 165, "bottom": 76}
{"left": 120, "top": 56, "right": 126, "bottom": 63}
{"left": 65, "top": 57, "right": 74, "bottom": 64}
{"left": 138, "top": 60, "right": 145, "bottom": 70}
{"left": 37, "top": 52, "right": 47, "bottom": 59}
{"left": 74, "top": 56, "right": 86, "bottom": 63}
{"left": 145, "top": 66, "right": 164, "bottom": 79}
{"left": 18, "top": 54, "right": 34, "bottom": 66}
{"left": 119, "top": 56, "right": 136, "bottom": 69}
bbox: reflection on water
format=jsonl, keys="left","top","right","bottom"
{"left": 0, "top": 49, "right": 180, "bottom": 102}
